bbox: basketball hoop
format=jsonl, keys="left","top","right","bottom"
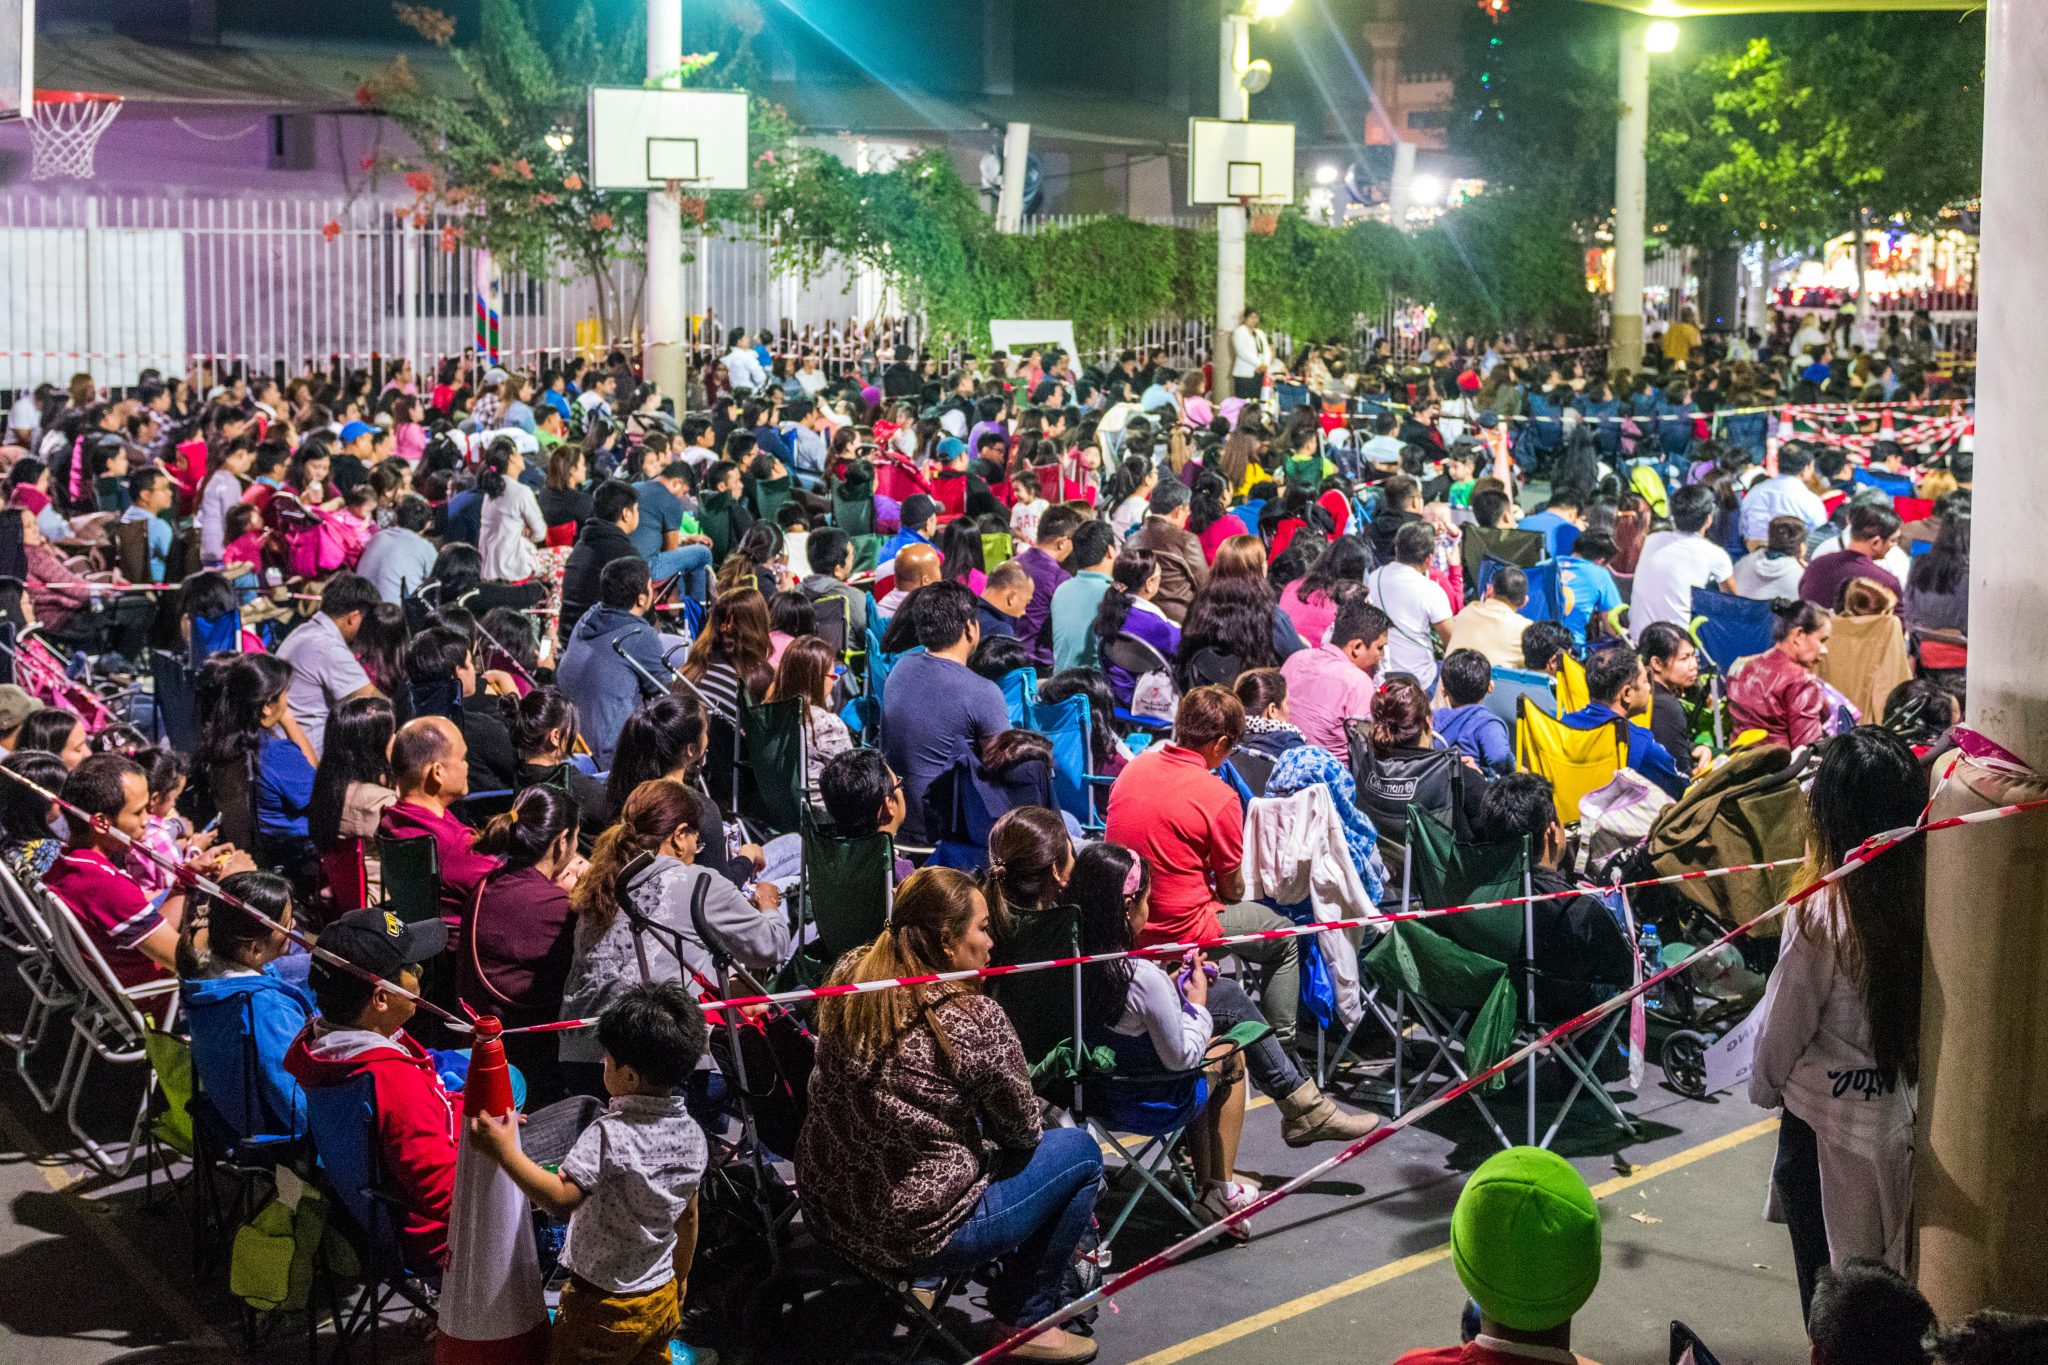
{"left": 25, "top": 90, "right": 124, "bottom": 181}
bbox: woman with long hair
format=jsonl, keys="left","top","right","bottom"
{"left": 1751, "top": 726, "right": 1927, "bottom": 1315}
{"left": 981, "top": 805, "right": 1074, "bottom": 950}
{"left": 1092, "top": 548, "right": 1181, "bottom": 704}
{"left": 680, "top": 586, "right": 774, "bottom": 721}
{"left": 509, "top": 686, "right": 612, "bottom": 830}
{"left": 716, "top": 521, "right": 785, "bottom": 599}
{"left": 1727, "top": 599, "right": 1834, "bottom": 749}
{"left": 1279, "top": 534, "right": 1366, "bottom": 649}
{"left": 795, "top": 867, "right": 1104, "bottom": 1364}
{"left": 603, "top": 693, "right": 761, "bottom": 890}
{"left": 1176, "top": 534, "right": 1302, "bottom": 689}
{"left": 351, "top": 601, "right": 410, "bottom": 696}
{"left": 477, "top": 439, "right": 547, "bottom": 584}
{"left": 199, "top": 652, "right": 321, "bottom": 898}
{"left": 558, "top": 778, "right": 789, "bottom": 1098}
{"left": 1352, "top": 675, "right": 1482, "bottom": 881}
{"left": 176, "top": 870, "right": 313, "bottom": 1141}
{"left": 466, "top": 785, "right": 584, "bottom": 1105}
{"left": 538, "top": 446, "right": 592, "bottom": 533}
{"left": 1637, "top": 621, "right": 1706, "bottom": 777}
{"left": 1903, "top": 505, "right": 1969, "bottom": 659}
{"left": 1101, "top": 454, "right": 1157, "bottom": 541}
{"left": 19, "top": 709, "right": 91, "bottom": 771}
{"left": 766, "top": 635, "right": 853, "bottom": 812}
{"left": 935, "top": 517, "right": 987, "bottom": 593}
{"left": 1188, "top": 470, "right": 1249, "bottom": 564}
{"left": 197, "top": 433, "right": 256, "bottom": 567}
{"left": 0, "top": 748, "right": 70, "bottom": 883}
{"left": 307, "top": 694, "right": 397, "bottom": 854}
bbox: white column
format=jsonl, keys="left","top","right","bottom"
{"left": 995, "top": 121, "right": 1031, "bottom": 233}
{"left": 1916, "top": 0, "right": 2048, "bottom": 1321}
{"left": 401, "top": 214, "right": 420, "bottom": 381}
{"left": 1610, "top": 19, "right": 1648, "bottom": 376}
{"left": 1388, "top": 139, "right": 1418, "bottom": 231}
{"left": 644, "top": 0, "right": 687, "bottom": 405}
{"left": 1214, "top": 11, "right": 1249, "bottom": 400}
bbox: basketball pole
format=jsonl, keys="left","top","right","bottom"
{"left": 644, "top": 0, "right": 688, "bottom": 407}
{"left": 1213, "top": 8, "right": 1250, "bottom": 402}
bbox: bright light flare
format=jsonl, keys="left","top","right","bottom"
{"left": 1646, "top": 21, "right": 1681, "bottom": 54}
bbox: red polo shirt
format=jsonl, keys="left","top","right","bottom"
{"left": 1104, "top": 743, "right": 1243, "bottom": 948}
{"left": 44, "top": 846, "right": 166, "bottom": 989}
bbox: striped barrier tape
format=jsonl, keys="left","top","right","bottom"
{"left": 972, "top": 773, "right": 2048, "bottom": 1363}
{"left": 495, "top": 855, "right": 1811, "bottom": 1035}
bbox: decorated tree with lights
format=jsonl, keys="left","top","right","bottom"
{"left": 362, "top": 0, "right": 801, "bottom": 341}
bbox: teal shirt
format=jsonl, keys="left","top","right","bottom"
{"left": 1050, "top": 570, "right": 1115, "bottom": 673}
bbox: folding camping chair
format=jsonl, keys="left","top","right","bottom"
{"left": 1688, "top": 588, "right": 1775, "bottom": 678}
{"left": 0, "top": 859, "right": 81, "bottom": 1108}
{"left": 41, "top": 890, "right": 183, "bottom": 1175}
{"left": 1514, "top": 699, "right": 1628, "bottom": 824}
{"left": 986, "top": 905, "right": 1269, "bottom": 1257}
{"left": 1025, "top": 691, "right": 1105, "bottom": 833}
{"left": 1459, "top": 526, "right": 1544, "bottom": 600}
{"left": 1484, "top": 665, "right": 1557, "bottom": 743}
{"left": 1101, "top": 632, "right": 1177, "bottom": 722}
{"left": 779, "top": 817, "right": 894, "bottom": 990}
{"left": 1555, "top": 651, "right": 1592, "bottom": 715}
{"left": 739, "top": 696, "right": 810, "bottom": 839}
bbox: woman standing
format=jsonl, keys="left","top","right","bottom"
{"left": 796, "top": 867, "right": 1104, "bottom": 1364}
{"left": 477, "top": 442, "right": 548, "bottom": 584}
{"left": 1727, "top": 600, "right": 1834, "bottom": 749}
{"left": 1751, "top": 727, "right": 1926, "bottom": 1317}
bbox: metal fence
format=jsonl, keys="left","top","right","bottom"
{"left": 0, "top": 190, "right": 1474, "bottom": 392}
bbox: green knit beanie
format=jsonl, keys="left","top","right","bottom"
{"left": 1449, "top": 1146, "right": 1602, "bottom": 1333}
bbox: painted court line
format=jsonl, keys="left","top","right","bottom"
{"left": 1119, "top": 1116, "right": 1781, "bottom": 1365}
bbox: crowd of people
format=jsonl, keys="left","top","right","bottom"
{"left": 0, "top": 305, "right": 2013, "bottom": 1365}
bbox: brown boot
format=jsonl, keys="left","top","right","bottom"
{"left": 1276, "top": 1079, "right": 1384, "bottom": 1147}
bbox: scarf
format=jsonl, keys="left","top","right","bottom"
{"left": 1265, "top": 744, "right": 1388, "bottom": 904}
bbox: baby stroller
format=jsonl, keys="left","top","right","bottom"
{"left": 1593, "top": 744, "right": 1813, "bottom": 1097}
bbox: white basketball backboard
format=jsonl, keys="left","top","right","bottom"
{"left": 0, "top": 0, "right": 35, "bottom": 123}
{"left": 586, "top": 87, "right": 749, "bottom": 191}
{"left": 1188, "top": 117, "right": 1294, "bottom": 207}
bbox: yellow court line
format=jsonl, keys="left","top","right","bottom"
{"left": 0, "top": 1099, "right": 228, "bottom": 1350}
{"left": 1121, "top": 1116, "right": 1782, "bottom": 1365}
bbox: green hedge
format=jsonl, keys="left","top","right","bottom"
{"left": 761, "top": 149, "right": 1593, "bottom": 351}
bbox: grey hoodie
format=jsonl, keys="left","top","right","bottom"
{"left": 558, "top": 854, "right": 791, "bottom": 1065}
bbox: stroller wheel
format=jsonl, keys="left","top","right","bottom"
{"left": 1661, "top": 1030, "right": 1711, "bottom": 1099}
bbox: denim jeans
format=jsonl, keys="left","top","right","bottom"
{"left": 650, "top": 544, "right": 713, "bottom": 602}
{"left": 1218, "top": 902, "right": 1301, "bottom": 1052}
{"left": 1205, "top": 975, "right": 1306, "bottom": 1099}
{"left": 915, "top": 1127, "right": 1102, "bottom": 1325}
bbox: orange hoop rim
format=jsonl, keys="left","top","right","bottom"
{"left": 33, "top": 90, "right": 124, "bottom": 106}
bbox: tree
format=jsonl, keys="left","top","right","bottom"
{"left": 364, "top": 0, "right": 800, "bottom": 340}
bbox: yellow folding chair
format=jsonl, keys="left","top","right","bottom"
{"left": 1514, "top": 698, "right": 1628, "bottom": 823}
{"left": 1556, "top": 652, "right": 1592, "bottom": 714}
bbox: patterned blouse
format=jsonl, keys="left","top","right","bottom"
{"left": 795, "top": 988, "right": 1041, "bottom": 1268}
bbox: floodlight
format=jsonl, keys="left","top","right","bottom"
{"left": 1315, "top": 163, "right": 1339, "bottom": 185}
{"left": 1250, "top": 0, "right": 1294, "bottom": 18}
{"left": 1645, "top": 21, "right": 1681, "bottom": 53}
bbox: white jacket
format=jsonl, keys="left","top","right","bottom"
{"left": 1241, "top": 785, "right": 1387, "bottom": 1027}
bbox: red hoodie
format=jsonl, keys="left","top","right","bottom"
{"left": 283, "top": 1023, "right": 458, "bottom": 1272}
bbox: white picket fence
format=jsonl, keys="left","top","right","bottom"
{"left": 0, "top": 191, "right": 1436, "bottom": 392}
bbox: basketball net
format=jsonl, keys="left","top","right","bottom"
{"left": 25, "top": 91, "right": 124, "bottom": 181}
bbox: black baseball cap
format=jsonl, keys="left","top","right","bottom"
{"left": 310, "top": 908, "right": 448, "bottom": 997}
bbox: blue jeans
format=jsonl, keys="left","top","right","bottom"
{"left": 915, "top": 1127, "right": 1102, "bottom": 1324}
{"left": 650, "top": 544, "right": 713, "bottom": 602}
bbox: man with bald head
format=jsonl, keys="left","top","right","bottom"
{"left": 877, "top": 541, "right": 941, "bottom": 623}
{"left": 375, "top": 716, "right": 500, "bottom": 931}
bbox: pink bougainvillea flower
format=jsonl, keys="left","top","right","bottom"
{"left": 439, "top": 224, "right": 463, "bottom": 253}
{"left": 322, "top": 220, "right": 342, "bottom": 241}
{"left": 590, "top": 212, "right": 614, "bottom": 231}
{"left": 756, "top": 149, "right": 776, "bottom": 166}
{"left": 562, "top": 172, "right": 582, "bottom": 191}
{"left": 359, "top": 154, "right": 378, "bottom": 172}
{"left": 679, "top": 195, "right": 708, "bottom": 224}
{"left": 536, "top": 191, "right": 558, "bottom": 206}
{"left": 514, "top": 159, "right": 534, "bottom": 179}
{"left": 750, "top": 191, "right": 766, "bottom": 209}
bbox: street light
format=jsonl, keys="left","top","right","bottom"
{"left": 1315, "top": 163, "right": 1340, "bottom": 185}
{"left": 1214, "top": 0, "right": 1293, "bottom": 399}
{"left": 1645, "top": 20, "right": 1682, "bottom": 52}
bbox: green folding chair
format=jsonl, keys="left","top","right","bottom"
{"left": 738, "top": 696, "right": 809, "bottom": 839}
{"left": 373, "top": 835, "right": 441, "bottom": 927}
{"left": 986, "top": 907, "right": 1269, "bottom": 1255}
{"left": 777, "top": 820, "right": 894, "bottom": 991}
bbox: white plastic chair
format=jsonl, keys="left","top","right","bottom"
{"left": 38, "top": 887, "right": 180, "bottom": 1176}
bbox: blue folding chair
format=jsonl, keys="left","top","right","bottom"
{"left": 304, "top": 1074, "right": 438, "bottom": 1357}
{"left": 997, "top": 666, "right": 1039, "bottom": 726}
{"left": 1689, "top": 588, "right": 1775, "bottom": 677}
{"left": 1026, "top": 692, "right": 1102, "bottom": 833}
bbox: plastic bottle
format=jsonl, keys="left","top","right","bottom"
{"left": 1639, "top": 924, "right": 1663, "bottom": 1010}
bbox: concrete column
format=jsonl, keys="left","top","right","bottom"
{"left": 1915, "top": 0, "right": 2048, "bottom": 1320}
{"left": 1611, "top": 19, "right": 1648, "bottom": 377}
{"left": 995, "top": 121, "right": 1031, "bottom": 234}
{"left": 643, "top": 0, "right": 687, "bottom": 405}
{"left": 1214, "top": 11, "right": 1249, "bottom": 400}
{"left": 1388, "top": 138, "right": 1417, "bottom": 231}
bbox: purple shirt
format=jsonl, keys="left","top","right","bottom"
{"left": 1798, "top": 549, "right": 1901, "bottom": 611}
{"left": 1105, "top": 600, "right": 1183, "bottom": 701}
{"left": 1015, "top": 545, "right": 1072, "bottom": 668}
{"left": 1280, "top": 643, "right": 1378, "bottom": 755}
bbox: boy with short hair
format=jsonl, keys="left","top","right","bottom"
{"left": 1434, "top": 648, "right": 1512, "bottom": 776}
{"left": 469, "top": 982, "right": 710, "bottom": 1365}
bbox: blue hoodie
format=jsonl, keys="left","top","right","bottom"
{"left": 181, "top": 968, "right": 316, "bottom": 1141}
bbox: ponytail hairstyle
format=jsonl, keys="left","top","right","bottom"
{"left": 816, "top": 866, "right": 987, "bottom": 1063}
{"left": 981, "top": 805, "right": 1073, "bottom": 949}
{"left": 604, "top": 693, "right": 709, "bottom": 815}
{"left": 573, "top": 778, "right": 701, "bottom": 933}
{"left": 511, "top": 686, "right": 582, "bottom": 762}
{"left": 176, "top": 870, "right": 291, "bottom": 979}
{"left": 1067, "top": 842, "right": 1149, "bottom": 1033}
{"left": 197, "top": 653, "right": 294, "bottom": 766}
{"left": 1770, "top": 597, "right": 1829, "bottom": 644}
{"left": 479, "top": 437, "right": 516, "bottom": 499}
{"left": 473, "top": 784, "right": 579, "bottom": 872}
{"left": 1368, "top": 675, "right": 1432, "bottom": 752}
{"left": 1092, "top": 546, "right": 1157, "bottom": 651}
{"left": 1100, "top": 454, "right": 1153, "bottom": 511}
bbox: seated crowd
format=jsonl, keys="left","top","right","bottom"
{"left": 0, "top": 323, "right": 1999, "bottom": 1364}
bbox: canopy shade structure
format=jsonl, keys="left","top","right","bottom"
{"left": 1582, "top": 0, "right": 1976, "bottom": 13}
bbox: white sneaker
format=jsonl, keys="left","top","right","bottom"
{"left": 1206, "top": 1179, "right": 1259, "bottom": 1213}
{"left": 1197, "top": 1184, "right": 1253, "bottom": 1241}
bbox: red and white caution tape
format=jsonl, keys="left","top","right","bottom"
{"left": 970, "top": 779, "right": 2048, "bottom": 1363}
{"left": 498, "top": 856, "right": 1808, "bottom": 1035}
